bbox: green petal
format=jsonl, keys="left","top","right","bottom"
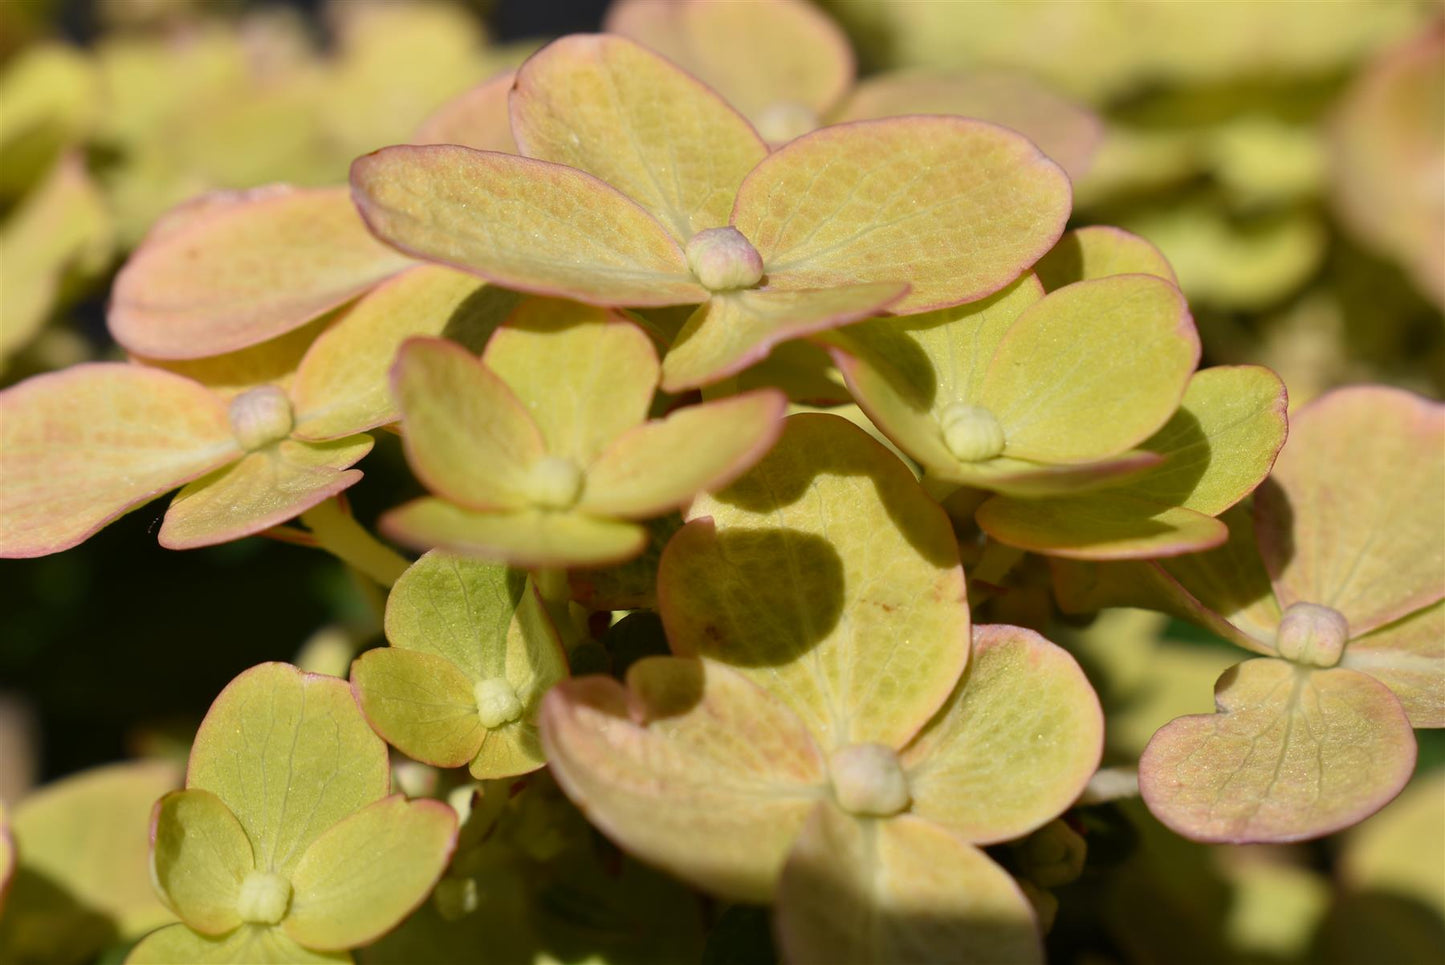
{"left": 283, "top": 796, "right": 456, "bottom": 951}
{"left": 483, "top": 299, "right": 659, "bottom": 466}
{"left": 382, "top": 499, "right": 648, "bottom": 569}
{"left": 126, "top": 923, "right": 350, "bottom": 965}
{"left": 1340, "top": 601, "right": 1444, "bottom": 728}
{"left": 661, "top": 283, "right": 906, "bottom": 392}
{"left": 1033, "top": 225, "right": 1178, "bottom": 290}
{"left": 659, "top": 413, "right": 969, "bottom": 750}
{"left": 606, "top": 0, "right": 853, "bottom": 136}
{"left": 834, "top": 69, "right": 1102, "bottom": 181}
{"left": 391, "top": 337, "right": 543, "bottom": 511}
{"left": 350, "top": 649, "right": 483, "bottom": 769}
{"left": 158, "top": 437, "right": 372, "bottom": 550}
{"left": 901, "top": 625, "right": 1103, "bottom": 844}
{"left": 151, "top": 790, "right": 254, "bottom": 936}
{"left": 581, "top": 391, "right": 786, "bottom": 518}
{"left": 411, "top": 71, "right": 518, "bottom": 153}
{"left": 137, "top": 315, "right": 329, "bottom": 403}
{"left": 290, "top": 267, "right": 495, "bottom": 440}
{"left": 978, "top": 494, "right": 1227, "bottom": 560}
{"left": 0, "top": 364, "right": 240, "bottom": 558}
{"left": 539, "top": 657, "right": 828, "bottom": 902}
{"left": 511, "top": 34, "right": 766, "bottom": 241}
{"left": 109, "top": 186, "right": 414, "bottom": 359}
{"left": 187, "top": 663, "right": 390, "bottom": 876}
{"left": 1256, "top": 386, "right": 1445, "bottom": 635}
{"left": 350, "top": 145, "right": 706, "bottom": 306}
{"left": 979, "top": 275, "right": 1198, "bottom": 464}
{"left": 735, "top": 116, "right": 1070, "bottom": 313}
{"left": 775, "top": 804, "right": 1042, "bottom": 965}
{"left": 1139, "top": 658, "right": 1417, "bottom": 843}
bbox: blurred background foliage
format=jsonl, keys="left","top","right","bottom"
{"left": 0, "top": 2, "right": 1441, "bottom": 964}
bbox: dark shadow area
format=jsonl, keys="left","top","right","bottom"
{"left": 660, "top": 523, "right": 846, "bottom": 670}
{"left": 1251, "top": 476, "right": 1295, "bottom": 576}
{"left": 1311, "top": 891, "right": 1445, "bottom": 965}
{"left": 441, "top": 284, "right": 523, "bottom": 354}
{"left": 0, "top": 866, "right": 118, "bottom": 965}
{"left": 1134, "top": 406, "right": 1211, "bottom": 505}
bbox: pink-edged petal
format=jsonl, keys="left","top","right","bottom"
{"left": 606, "top": 0, "right": 854, "bottom": 140}
{"left": 510, "top": 34, "right": 767, "bottom": 241}
{"left": 125, "top": 924, "right": 348, "bottom": 964}
{"left": 834, "top": 68, "right": 1103, "bottom": 181}
{"left": 349, "top": 648, "right": 484, "bottom": 769}
{"left": 0, "top": 363, "right": 240, "bottom": 558}
{"left": 283, "top": 796, "right": 457, "bottom": 951}
{"left": 580, "top": 390, "right": 786, "bottom": 518}
{"left": 381, "top": 499, "right": 648, "bottom": 569}
{"left": 661, "top": 282, "right": 907, "bottom": 391}
{"left": 1255, "top": 386, "right": 1445, "bottom": 635}
{"left": 158, "top": 437, "right": 371, "bottom": 550}
{"left": 411, "top": 71, "right": 518, "bottom": 153}
{"left": 290, "top": 266, "right": 493, "bottom": 441}
{"left": 1034, "top": 225, "right": 1178, "bottom": 290}
{"left": 482, "top": 299, "right": 660, "bottom": 466}
{"left": 776, "top": 804, "right": 1043, "bottom": 965}
{"left": 109, "top": 185, "right": 414, "bottom": 359}
{"left": 539, "top": 657, "right": 828, "bottom": 903}
{"left": 1341, "top": 601, "right": 1444, "bottom": 728}
{"left": 978, "top": 494, "right": 1228, "bottom": 561}
{"left": 1139, "top": 658, "right": 1417, "bottom": 843}
{"left": 901, "top": 625, "right": 1103, "bottom": 844}
{"left": 391, "top": 336, "right": 543, "bottom": 511}
{"left": 149, "top": 789, "right": 253, "bottom": 936}
{"left": 733, "top": 116, "right": 1071, "bottom": 314}
{"left": 351, "top": 145, "right": 707, "bottom": 307}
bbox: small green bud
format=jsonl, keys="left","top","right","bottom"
{"left": 1276, "top": 602, "right": 1349, "bottom": 668}
{"left": 755, "top": 101, "right": 819, "bottom": 143}
{"left": 829, "top": 743, "right": 911, "bottom": 817}
{"left": 433, "top": 875, "right": 480, "bottom": 922}
{"left": 474, "top": 677, "right": 523, "bottom": 729}
{"left": 236, "top": 870, "right": 292, "bottom": 925}
{"left": 228, "top": 385, "right": 293, "bottom": 451}
{"left": 1013, "top": 818, "right": 1087, "bottom": 888}
{"left": 528, "top": 456, "right": 584, "bottom": 510}
{"left": 939, "top": 402, "right": 1005, "bottom": 462}
{"left": 686, "top": 227, "right": 764, "bottom": 291}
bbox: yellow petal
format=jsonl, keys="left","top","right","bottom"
{"left": 411, "top": 71, "right": 518, "bottom": 153}
{"left": 382, "top": 500, "right": 648, "bottom": 569}
{"left": 1034, "top": 225, "right": 1178, "bottom": 290}
{"left": 1341, "top": 601, "right": 1444, "bottom": 728}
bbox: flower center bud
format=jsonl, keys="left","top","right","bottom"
{"left": 527, "top": 456, "right": 584, "bottom": 510}
{"left": 228, "top": 385, "right": 293, "bottom": 451}
{"left": 1276, "top": 602, "right": 1349, "bottom": 668}
{"left": 939, "top": 402, "right": 1005, "bottom": 462}
{"left": 685, "top": 227, "right": 764, "bottom": 292}
{"left": 474, "top": 677, "right": 523, "bottom": 729}
{"left": 755, "top": 101, "right": 820, "bottom": 144}
{"left": 828, "top": 743, "right": 911, "bottom": 817}
{"left": 236, "top": 870, "right": 292, "bottom": 925}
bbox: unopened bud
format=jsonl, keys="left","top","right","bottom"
{"left": 237, "top": 870, "right": 292, "bottom": 925}
{"left": 474, "top": 677, "right": 523, "bottom": 729}
{"left": 528, "top": 456, "right": 584, "bottom": 510}
{"left": 755, "top": 101, "right": 819, "bottom": 144}
{"left": 829, "top": 743, "right": 911, "bottom": 817}
{"left": 1276, "top": 602, "right": 1348, "bottom": 668}
{"left": 228, "top": 385, "right": 293, "bottom": 451}
{"left": 1014, "top": 819, "right": 1087, "bottom": 888}
{"left": 686, "top": 227, "right": 764, "bottom": 292}
{"left": 939, "top": 402, "right": 1005, "bottom": 462}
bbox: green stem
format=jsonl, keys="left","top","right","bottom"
{"left": 532, "top": 566, "right": 586, "bottom": 652}
{"left": 300, "top": 499, "right": 410, "bottom": 588}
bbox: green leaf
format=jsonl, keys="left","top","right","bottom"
{"left": 661, "top": 283, "right": 906, "bottom": 391}
{"left": 187, "top": 663, "right": 390, "bottom": 876}
{"left": 482, "top": 299, "right": 659, "bottom": 466}
{"left": 1139, "top": 658, "right": 1417, "bottom": 842}
{"left": 834, "top": 69, "right": 1102, "bottom": 181}
{"left": 1341, "top": 601, "right": 1445, "bottom": 728}
{"left": 510, "top": 34, "right": 767, "bottom": 242}
{"left": 390, "top": 337, "right": 543, "bottom": 511}
{"left": 539, "top": 657, "right": 827, "bottom": 902}
{"left": 0, "top": 364, "right": 240, "bottom": 558}
{"left": 109, "top": 186, "right": 414, "bottom": 359}
{"left": 606, "top": 0, "right": 854, "bottom": 140}
{"left": 734, "top": 116, "right": 1071, "bottom": 313}
{"left": 289, "top": 266, "right": 492, "bottom": 441}
{"left": 411, "top": 71, "right": 518, "bottom": 153}
{"left": 1256, "top": 386, "right": 1445, "bottom": 636}
{"left": 350, "top": 145, "right": 707, "bottom": 306}
{"left": 658, "top": 413, "right": 969, "bottom": 751}
{"left": 900, "top": 625, "right": 1103, "bottom": 844}
{"left": 775, "top": 803, "right": 1042, "bottom": 965}
{"left": 150, "top": 790, "right": 254, "bottom": 936}
{"left": 581, "top": 391, "right": 786, "bottom": 517}
{"left": 126, "top": 923, "right": 350, "bottom": 964}
{"left": 382, "top": 500, "right": 649, "bottom": 569}
{"left": 1033, "top": 225, "right": 1178, "bottom": 290}
{"left": 158, "top": 437, "right": 373, "bottom": 550}
{"left": 283, "top": 796, "right": 456, "bottom": 951}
